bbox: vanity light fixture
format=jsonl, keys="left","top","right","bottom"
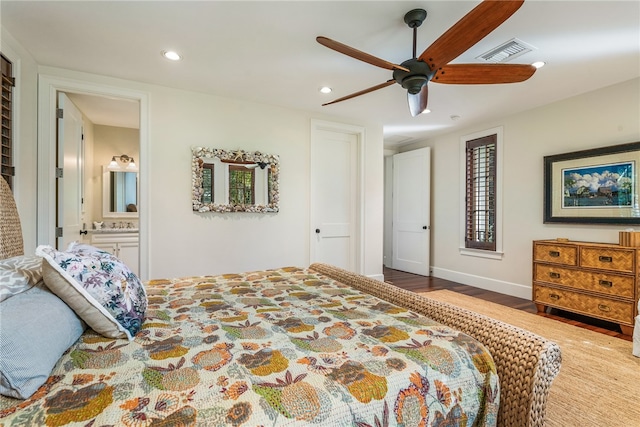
{"left": 108, "top": 154, "right": 136, "bottom": 170}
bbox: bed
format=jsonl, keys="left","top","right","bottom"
{"left": 0, "top": 178, "right": 561, "bottom": 426}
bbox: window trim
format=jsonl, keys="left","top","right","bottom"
{"left": 459, "top": 126, "right": 504, "bottom": 259}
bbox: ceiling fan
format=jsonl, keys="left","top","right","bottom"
{"left": 317, "top": 0, "right": 536, "bottom": 116}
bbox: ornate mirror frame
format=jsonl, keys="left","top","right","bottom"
{"left": 192, "top": 146, "right": 280, "bottom": 213}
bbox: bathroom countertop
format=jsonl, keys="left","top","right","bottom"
{"left": 89, "top": 228, "right": 139, "bottom": 234}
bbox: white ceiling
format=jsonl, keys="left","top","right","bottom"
{"left": 2, "top": 1, "right": 639, "bottom": 147}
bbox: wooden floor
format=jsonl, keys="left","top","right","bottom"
{"left": 384, "top": 267, "right": 633, "bottom": 342}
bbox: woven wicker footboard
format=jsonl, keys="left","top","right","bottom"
{"left": 309, "top": 263, "right": 562, "bottom": 427}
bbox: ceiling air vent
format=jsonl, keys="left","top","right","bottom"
{"left": 476, "top": 38, "right": 536, "bottom": 63}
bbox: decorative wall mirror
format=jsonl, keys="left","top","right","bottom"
{"left": 103, "top": 166, "right": 139, "bottom": 218}
{"left": 192, "top": 147, "right": 279, "bottom": 213}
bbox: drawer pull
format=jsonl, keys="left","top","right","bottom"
{"left": 549, "top": 251, "right": 560, "bottom": 257}
{"left": 598, "top": 255, "right": 613, "bottom": 263}
{"left": 598, "top": 280, "right": 613, "bottom": 288}
{"left": 549, "top": 293, "right": 560, "bottom": 301}
{"left": 598, "top": 304, "right": 611, "bottom": 312}
{"left": 549, "top": 272, "right": 561, "bottom": 279}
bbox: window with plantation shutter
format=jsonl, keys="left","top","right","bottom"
{"left": 465, "top": 134, "right": 497, "bottom": 251}
{"left": 1, "top": 53, "right": 14, "bottom": 189}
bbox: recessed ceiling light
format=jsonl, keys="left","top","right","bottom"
{"left": 421, "top": 109, "right": 431, "bottom": 114}
{"left": 319, "top": 86, "right": 332, "bottom": 94}
{"left": 162, "top": 50, "right": 182, "bottom": 61}
{"left": 532, "top": 61, "right": 546, "bottom": 69}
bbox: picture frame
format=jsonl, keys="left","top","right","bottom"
{"left": 544, "top": 141, "right": 640, "bottom": 224}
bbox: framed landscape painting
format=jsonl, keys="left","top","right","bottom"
{"left": 544, "top": 141, "right": 640, "bottom": 224}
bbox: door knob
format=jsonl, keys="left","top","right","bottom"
{"left": 422, "top": 226, "right": 427, "bottom": 230}
{"left": 79, "top": 230, "right": 88, "bottom": 235}
{"left": 315, "top": 229, "right": 320, "bottom": 234}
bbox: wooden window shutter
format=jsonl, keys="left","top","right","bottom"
{"left": 1, "top": 53, "right": 14, "bottom": 189}
{"left": 465, "top": 134, "right": 497, "bottom": 251}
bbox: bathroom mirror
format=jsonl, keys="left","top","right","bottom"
{"left": 103, "top": 166, "right": 139, "bottom": 218}
{"left": 192, "top": 147, "right": 279, "bottom": 213}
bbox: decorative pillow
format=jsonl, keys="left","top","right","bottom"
{"left": 0, "top": 255, "right": 43, "bottom": 302}
{"left": 36, "top": 243, "right": 147, "bottom": 340}
{"left": 0, "top": 285, "right": 86, "bottom": 399}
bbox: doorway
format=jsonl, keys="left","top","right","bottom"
{"left": 37, "top": 74, "right": 150, "bottom": 279}
{"left": 384, "top": 147, "right": 431, "bottom": 276}
{"left": 310, "top": 120, "right": 365, "bottom": 273}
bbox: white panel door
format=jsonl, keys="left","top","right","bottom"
{"left": 392, "top": 147, "right": 431, "bottom": 275}
{"left": 311, "top": 129, "right": 358, "bottom": 271}
{"left": 57, "top": 92, "right": 84, "bottom": 249}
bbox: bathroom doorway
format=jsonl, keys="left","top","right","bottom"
{"left": 37, "top": 74, "right": 149, "bottom": 279}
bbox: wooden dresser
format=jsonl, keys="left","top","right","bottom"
{"left": 532, "top": 239, "right": 638, "bottom": 335}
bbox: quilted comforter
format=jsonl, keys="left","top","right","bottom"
{"left": 0, "top": 267, "right": 499, "bottom": 426}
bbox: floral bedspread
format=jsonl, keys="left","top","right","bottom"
{"left": 0, "top": 267, "right": 499, "bottom": 426}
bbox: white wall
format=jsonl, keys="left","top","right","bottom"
{"left": 2, "top": 29, "right": 384, "bottom": 281}
{"left": 399, "top": 78, "right": 640, "bottom": 298}
{"left": 140, "top": 85, "right": 383, "bottom": 279}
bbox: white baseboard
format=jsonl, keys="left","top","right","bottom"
{"left": 367, "top": 273, "right": 385, "bottom": 282}
{"left": 431, "top": 266, "right": 532, "bottom": 300}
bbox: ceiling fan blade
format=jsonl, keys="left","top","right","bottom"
{"left": 323, "top": 79, "right": 396, "bottom": 106}
{"left": 419, "top": 0, "right": 525, "bottom": 71}
{"left": 408, "top": 84, "right": 428, "bottom": 117}
{"left": 432, "top": 63, "right": 536, "bottom": 84}
{"left": 317, "top": 36, "right": 410, "bottom": 72}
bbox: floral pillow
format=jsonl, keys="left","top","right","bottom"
{"left": 36, "top": 243, "right": 147, "bottom": 340}
{"left": 0, "top": 255, "right": 43, "bottom": 302}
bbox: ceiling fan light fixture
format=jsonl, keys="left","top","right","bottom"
{"left": 532, "top": 61, "right": 546, "bottom": 69}
{"left": 402, "top": 75, "right": 428, "bottom": 95}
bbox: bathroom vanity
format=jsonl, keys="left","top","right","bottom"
{"left": 90, "top": 230, "right": 139, "bottom": 276}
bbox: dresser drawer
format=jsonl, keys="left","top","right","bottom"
{"left": 534, "top": 264, "right": 635, "bottom": 298}
{"left": 580, "top": 247, "right": 635, "bottom": 273}
{"left": 533, "top": 243, "right": 577, "bottom": 265}
{"left": 534, "top": 284, "right": 635, "bottom": 325}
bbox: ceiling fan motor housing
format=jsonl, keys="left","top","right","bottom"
{"left": 393, "top": 59, "right": 435, "bottom": 94}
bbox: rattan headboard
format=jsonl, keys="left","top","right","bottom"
{"left": 0, "top": 177, "right": 24, "bottom": 259}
